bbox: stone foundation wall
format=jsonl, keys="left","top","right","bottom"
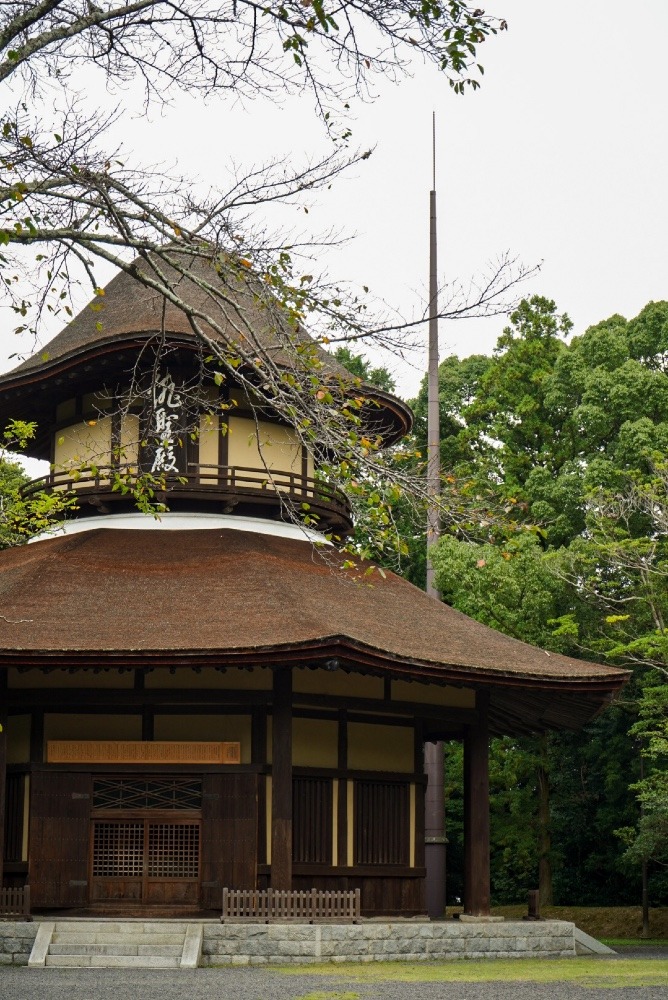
{"left": 202, "top": 920, "right": 577, "bottom": 965}
{"left": 0, "top": 919, "right": 576, "bottom": 966}
{"left": 0, "top": 921, "right": 38, "bottom": 965}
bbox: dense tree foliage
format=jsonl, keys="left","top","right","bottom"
{"left": 415, "top": 297, "right": 668, "bottom": 908}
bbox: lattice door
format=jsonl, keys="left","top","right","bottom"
{"left": 147, "top": 822, "right": 200, "bottom": 878}
{"left": 93, "top": 822, "right": 144, "bottom": 879}
{"left": 90, "top": 819, "right": 201, "bottom": 905}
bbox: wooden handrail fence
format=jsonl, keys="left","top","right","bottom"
{"left": 222, "top": 888, "right": 360, "bottom": 923}
{"left": 0, "top": 885, "right": 31, "bottom": 919}
{"left": 21, "top": 463, "right": 351, "bottom": 525}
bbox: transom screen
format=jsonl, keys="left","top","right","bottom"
{"left": 93, "top": 777, "right": 202, "bottom": 810}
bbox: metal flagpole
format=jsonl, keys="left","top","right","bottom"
{"left": 426, "top": 111, "right": 440, "bottom": 600}
{"left": 424, "top": 112, "right": 446, "bottom": 920}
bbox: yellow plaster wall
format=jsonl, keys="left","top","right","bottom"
{"left": 409, "top": 783, "right": 416, "bottom": 867}
{"left": 346, "top": 780, "right": 354, "bottom": 865}
{"left": 44, "top": 714, "right": 141, "bottom": 741}
{"left": 199, "top": 413, "right": 220, "bottom": 476}
{"left": 145, "top": 667, "right": 271, "bottom": 690}
{"left": 53, "top": 416, "right": 113, "bottom": 470}
{"left": 153, "top": 714, "right": 251, "bottom": 762}
{"left": 293, "top": 670, "right": 383, "bottom": 699}
{"left": 331, "top": 779, "right": 339, "bottom": 866}
{"left": 391, "top": 681, "right": 476, "bottom": 708}
{"left": 120, "top": 412, "right": 140, "bottom": 465}
{"left": 22, "top": 776, "right": 30, "bottom": 861}
{"left": 6, "top": 714, "right": 30, "bottom": 763}
{"left": 8, "top": 668, "right": 134, "bottom": 689}
{"left": 227, "top": 415, "right": 302, "bottom": 478}
{"left": 347, "top": 722, "right": 413, "bottom": 773}
{"left": 266, "top": 775, "right": 272, "bottom": 864}
{"left": 292, "top": 718, "right": 337, "bottom": 768}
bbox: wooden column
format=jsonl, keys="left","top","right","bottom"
{"left": 252, "top": 708, "right": 268, "bottom": 866}
{"left": 271, "top": 668, "right": 292, "bottom": 889}
{"left": 337, "top": 710, "right": 348, "bottom": 870}
{"left": 424, "top": 740, "right": 446, "bottom": 918}
{"left": 0, "top": 674, "right": 7, "bottom": 883}
{"left": 463, "top": 690, "right": 490, "bottom": 916}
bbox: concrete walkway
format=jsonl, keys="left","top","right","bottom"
{"left": 1, "top": 961, "right": 667, "bottom": 1000}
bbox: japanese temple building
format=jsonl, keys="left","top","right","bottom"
{"left": 0, "top": 255, "right": 628, "bottom": 918}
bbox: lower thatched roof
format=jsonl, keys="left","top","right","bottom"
{"left": 0, "top": 526, "right": 628, "bottom": 733}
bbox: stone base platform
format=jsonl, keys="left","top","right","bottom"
{"left": 0, "top": 918, "right": 579, "bottom": 967}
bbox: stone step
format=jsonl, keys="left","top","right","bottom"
{"left": 51, "top": 932, "right": 185, "bottom": 946}
{"left": 45, "top": 954, "right": 181, "bottom": 969}
{"left": 53, "top": 921, "right": 191, "bottom": 934}
{"left": 49, "top": 943, "right": 183, "bottom": 957}
{"left": 30, "top": 918, "right": 203, "bottom": 969}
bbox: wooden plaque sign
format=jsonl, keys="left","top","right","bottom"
{"left": 46, "top": 740, "right": 241, "bottom": 765}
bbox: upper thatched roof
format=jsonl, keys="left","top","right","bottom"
{"left": 0, "top": 526, "right": 628, "bottom": 735}
{"left": 0, "top": 253, "right": 412, "bottom": 443}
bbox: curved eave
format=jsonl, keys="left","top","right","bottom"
{"left": 0, "top": 333, "right": 412, "bottom": 453}
{"left": 0, "top": 633, "right": 629, "bottom": 692}
{"left": 0, "top": 526, "right": 629, "bottom": 738}
{"left": 0, "top": 642, "right": 626, "bottom": 739}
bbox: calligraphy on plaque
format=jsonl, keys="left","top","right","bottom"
{"left": 148, "top": 372, "right": 184, "bottom": 474}
{"left": 47, "top": 741, "right": 242, "bottom": 765}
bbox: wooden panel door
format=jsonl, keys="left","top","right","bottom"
{"left": 29, "top": 770, "right": 92, "bottom": 907}
{"left": 200, "top": 772, "right": 257, "bottom": 908}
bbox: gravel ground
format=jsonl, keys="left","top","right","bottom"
{"left": 1, "top": 962, "right": 667, "bottom": 1000}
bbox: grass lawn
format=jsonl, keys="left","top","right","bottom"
{"left": 278, "top": 957, "right": 668, "bottom": 990}
{"left": 489, "top": 905, "right": 668, "bottom": 940}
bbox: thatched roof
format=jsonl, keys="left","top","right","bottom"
{"left": 0, "top": 254, "right": 411, "bottom": 447}
{"left": 0, "top": 527, "right": 628, "bottom": 735}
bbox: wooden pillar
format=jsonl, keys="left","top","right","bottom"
{"left": 463, "top": 690, "right": 490, "bottom": 916}
{"left": 424, "top": 740, "right": 446, "bottom": 918}
{"left": 0, "top": 674, "right": 7, "bottom": 884}
{"left": 271, "top": 668, "right": 292, "bottom": 889}
{"left": 337, "top": 710, "right": 348, "bottom": 870}
{"left": 252, "top": 708, "right": 268, "bottom": 866}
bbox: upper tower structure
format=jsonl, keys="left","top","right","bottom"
{"left": 0, "top": 253, "right": 411, "bottom": 537}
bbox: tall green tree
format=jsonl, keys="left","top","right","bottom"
{"left": 424, "top": 297, "right": 668, "bottom": 908}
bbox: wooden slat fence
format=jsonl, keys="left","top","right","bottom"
{"left": 222, "top": 887, "right": 360, "bottom": 923}
{"left": 0, "top": 885, "right": 31, "bottom": 919}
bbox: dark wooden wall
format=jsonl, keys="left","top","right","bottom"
{"left": 201, "top": 772, "right": 258, "bottom": 908}
{"left": 29, "top": 770, "right": 92, "bottom": 907}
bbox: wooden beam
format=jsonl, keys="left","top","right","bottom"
{"left": 463, "top": 690, "right": 490, "bottom": 916}
{"left": 6, "top": 686, "right": 478, "bottom": 725}
{"left": 271, "top": 669, "right": 292, "bottom": 890}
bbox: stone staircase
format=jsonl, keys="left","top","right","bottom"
{"left": 28, "top": 920, "right": 203, "bottom": 969}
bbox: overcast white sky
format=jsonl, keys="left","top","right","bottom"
{"left": 6, "top": 0, "right": 668, "bottom": 411}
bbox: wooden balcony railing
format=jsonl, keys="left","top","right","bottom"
{"left": 221, "top": 887, "right": 361, "bottom": 923}
{"left": 0, "top": 885, "right": 31, "bottom": 919}
{"left": 22, "top": 463, "right": 352, "bottom": 532}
